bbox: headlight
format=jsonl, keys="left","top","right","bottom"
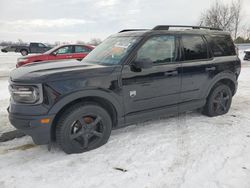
{"left": 16, "top": 58, "right": 29, "bottom": 68}
{"left": 18, "top": 59, "right": 27, "bottom": 62}
{"left": 17, "top": 58, "right": 28, "bottom": 62}
{"left": 9, "top": 85, "right": 41, "bottom": 104}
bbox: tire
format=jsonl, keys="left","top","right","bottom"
{"left": 20, "top": 49, "right": 28, "bottom": 56}
{"left": 202, "top": 83, "right": 232, "bottom": 117}
{"left": 56, "top": 103, "right": 112, "bottom": 154}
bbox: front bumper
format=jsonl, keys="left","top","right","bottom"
{"left": 8, "top": 111, "right": 55, "bottom": 145}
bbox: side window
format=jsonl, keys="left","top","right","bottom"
{"left": 136, "top": 35, "right": 176, "bottom": 64}
{"left": 181, "top": 35, "right": 208, "bottom": 61}
{"left": 30, "top": 43, "right": 38, "bottom": 47}
{"left": 55, "top": 46, "right": 73, "bottom": 54}
{"left": 38, "top": 43, "right": 46, "bottom": 48}
{"left": 75, "top": 46, "right": 91, "bottom": 53}
{"left": 209, "top": 35, "right": 236, "bottom": 57}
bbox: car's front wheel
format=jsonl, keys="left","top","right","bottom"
{"left": 202, "top": 83, "right": 232, "bottom": 117}
{"left": 56, "top": 103, "right": 112, "bottom": 154}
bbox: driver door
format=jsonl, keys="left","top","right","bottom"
{"left": 48, "top": 46, "right": 74, "bottom": 61}
{"left": 122, "top": 35, "right": 182, "bottom": 118}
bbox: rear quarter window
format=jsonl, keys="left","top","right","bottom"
{"left": 208, "top": 35, "right": 236, "bottom": 57}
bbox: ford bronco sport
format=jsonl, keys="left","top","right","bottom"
{"left": 8, "top": 25, "right": 241, "bottom": 154}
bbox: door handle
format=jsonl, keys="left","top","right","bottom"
{"left": 205, "top": 67, "right": 216, "bottom": 71}
{"left": 164, "top": 70, "right": 178, "bottom": 76}
{"left": 66, "top": 56, "right": 73, "bottom": 58}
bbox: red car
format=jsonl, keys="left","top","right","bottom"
{"left": 16, "top": 44, "right": 94, "bottom": 67}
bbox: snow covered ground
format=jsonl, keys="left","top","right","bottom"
{"left": 0, "top": 48, "right": 250, "bottom": 188}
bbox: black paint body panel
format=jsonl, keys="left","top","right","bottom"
{"left": 8, "top": 29, "right": 241, "bottom": 144}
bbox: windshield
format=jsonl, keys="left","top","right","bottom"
{"left": 82, "top": 36, "right": 140, "bottom": 65}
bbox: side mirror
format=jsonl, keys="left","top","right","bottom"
{"left": 133, "top": 58, "right": 153, "bottom": 69}
{"left": 51, "top": 51, "right": 58, "bottom": 56}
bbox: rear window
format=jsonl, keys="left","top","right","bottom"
{"left": 209, "top": 35, "right": 236, "bottom": 57}
{"left": 181, "top": 35, "right": 209, "bottom": 61}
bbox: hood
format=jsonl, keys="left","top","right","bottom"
{"left": 10, "top": 60, "right": 116, "bottom": 83}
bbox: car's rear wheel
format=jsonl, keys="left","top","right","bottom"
{"left": 202, "top": 83, "right": 232, "bottom": 117}
{"left": 20, "top": 49, "right": 28, "bottom": 56}
{"left": 56, "top": 103, "right": 112, "bottom": 154}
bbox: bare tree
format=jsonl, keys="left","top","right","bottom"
{"left": 199, "top": 0, "right": 242, "bottom": 39}
{"left": 54, "top": 41, "right": 61, "bottom": 46}
{"left": 76, "top": 40, "right": 86, "bottom": 45}
{"left": 237, "top": 24, "right": 249, "bottom": 39}
{"left": 232, "top": 0, "right": 242, "bottom": 39}
{"left": 17, "top": 39, "right": 24, "bottom": 44}
{"left": 87, "top": 38, "right": 102, "bottom": 46}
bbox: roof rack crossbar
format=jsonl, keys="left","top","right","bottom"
{"left": 119, "top": 29, "right": 147, "bottom": 33}
{"left": 152, "top": 25, "right": 223, "bottom": 31}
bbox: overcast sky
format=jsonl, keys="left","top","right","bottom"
{"left": 0, "top": 0, "right": 249, "bottom": 43}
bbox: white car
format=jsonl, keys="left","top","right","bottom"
{"left": 244, "top": 49, "right": 250, "bottom": 60}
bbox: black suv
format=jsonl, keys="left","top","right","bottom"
{"left": 8, "top": 25, "right": 241, "bottom": 154}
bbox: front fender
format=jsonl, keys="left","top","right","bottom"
{"left": 48, "top": 88, "right": 124, "bottom": 122}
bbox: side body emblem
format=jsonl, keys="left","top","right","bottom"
{"left": 130, "top": 90, "right": 136, "bottom": 97}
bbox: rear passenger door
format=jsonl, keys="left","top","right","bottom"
{"left": 180, "top": 35, "right": 215, "bottom": 103}
{"left": 73, "top": 45, "right": 92, "bottom": 60}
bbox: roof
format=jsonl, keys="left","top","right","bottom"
{"left": 115, "top": 25, "right": 230, "bottom": 37}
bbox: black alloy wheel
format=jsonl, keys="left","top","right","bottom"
{"left": 69, "top": 114, "right": 104, "bottom": 149}
{"left": 56, "top": 103, "right": 112, "bottom": 154}
{"left": 203, "top": 83, "right": 232, "bottom": 117}
{"left": 212, "top": 89, "right": 230, "bottom": 114}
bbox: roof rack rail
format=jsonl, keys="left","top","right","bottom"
{"left": 119, "top": 29, "right": 147, "bottom": 33}
{"left": 152, "top": 25, "right": 223, "bottom": 31}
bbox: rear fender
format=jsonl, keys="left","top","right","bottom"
{"left": 201, "top": 71, "right": 237, "bottom": 98}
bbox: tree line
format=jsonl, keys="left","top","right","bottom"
{"left": 199, "top": 0, "right": 250, "bottom": 43}
{"left": 0, "top": 38, "right": 102, "bottom": 47}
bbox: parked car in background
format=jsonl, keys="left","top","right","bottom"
{"left": 16, "top": 44, "right": 94, "bottom": 67}
{"left": 1, "top": 42, "right": 51, "bottom": 56}
{"left": 244, "top": 49, "right": 250, "bottom": 60}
